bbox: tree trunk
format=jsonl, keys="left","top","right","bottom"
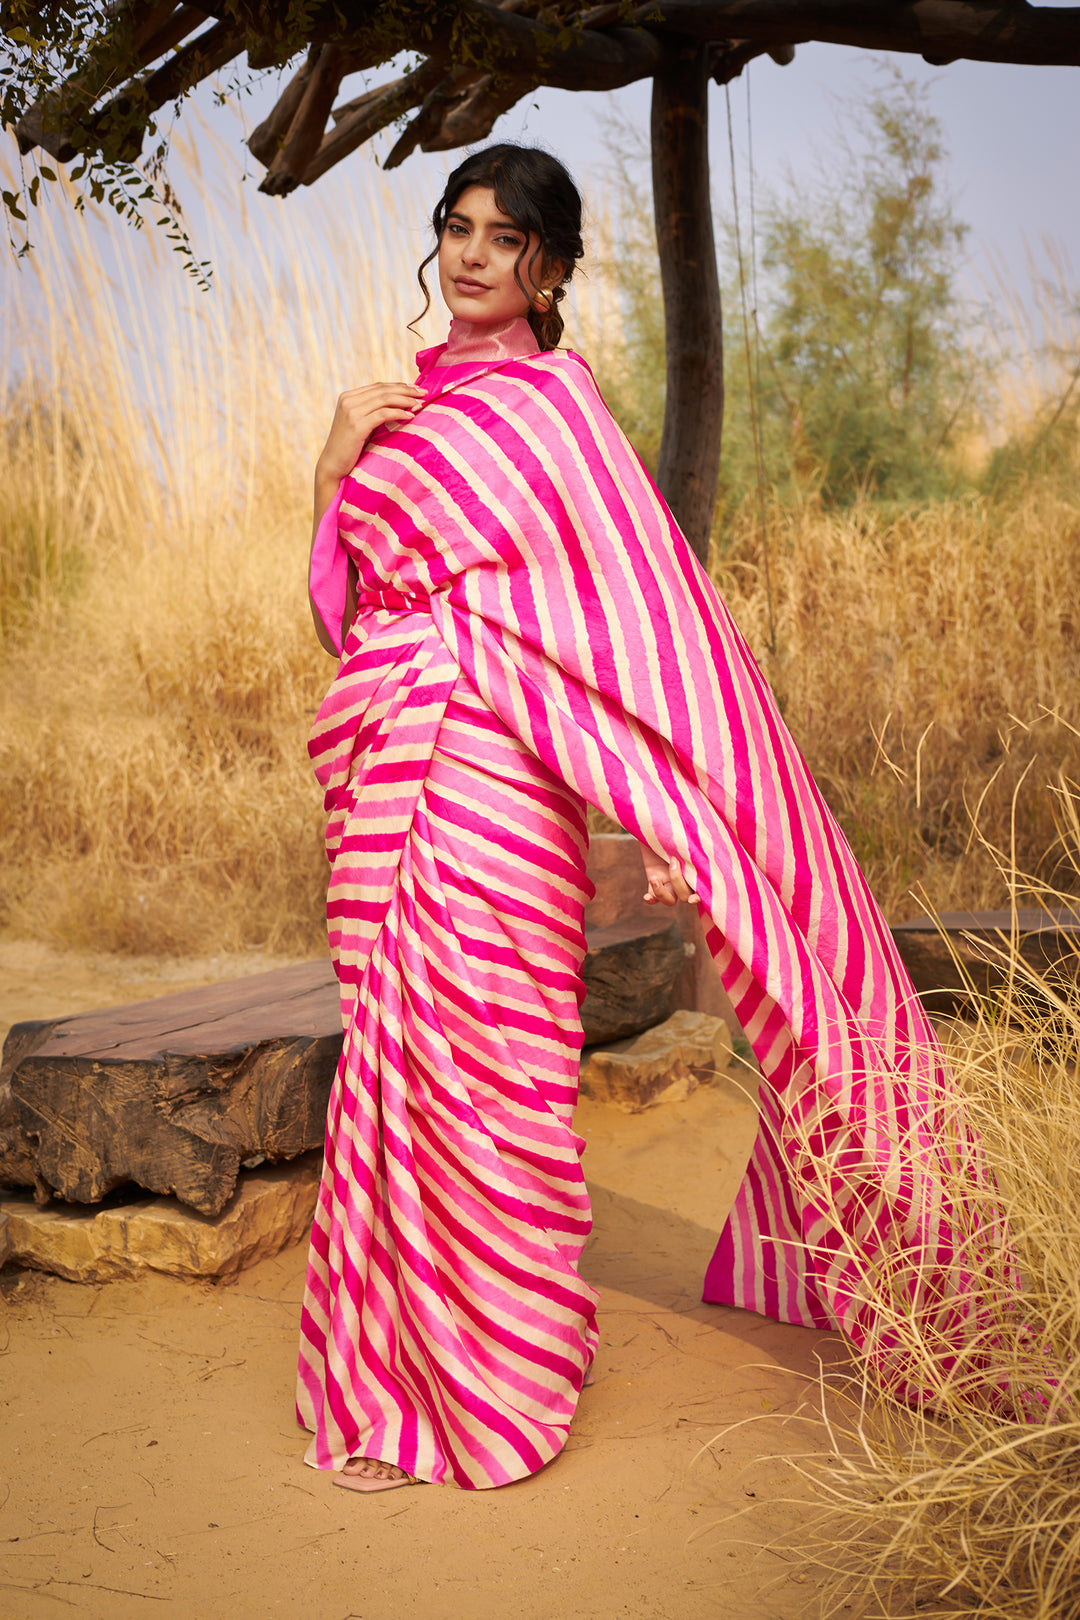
{"left": 651, "top": 42, "right": 723, "bottom": 566}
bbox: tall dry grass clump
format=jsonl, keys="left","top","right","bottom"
{"left": 0, "top": 140, "right": 438, "bottom": 954}
{"left": 703, "top": 787, "right": 1080, "bottom": 1616}
{"left": 763, "top": 874, "right": 1080, "bottom": 1619}
{"left": 712, "top": 494, "right": 1080, "bottom": 921}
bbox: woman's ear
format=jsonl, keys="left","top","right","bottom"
{"left": 543, "top": 257, "right": 567, "bottom": 291}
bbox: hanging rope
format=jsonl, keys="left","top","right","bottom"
{"left": 746, "top": 71, "right": 769, "bottom": 511}
{"left": 725, "top": 77, "right": 776, "bottom": 655}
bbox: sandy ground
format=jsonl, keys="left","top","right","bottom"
{"left": 0, "top": 943, "right": 842, "bottom": 1620}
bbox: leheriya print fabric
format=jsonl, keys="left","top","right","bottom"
{"left": 299, "top": 318, "right": 989, "bottom": 1489}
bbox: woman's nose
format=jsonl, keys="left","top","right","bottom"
{"left": 462, "top": 234, "right": 485, "bottom": 265}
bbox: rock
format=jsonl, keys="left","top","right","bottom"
{"left": 580, "top": 1010, "right": 734, "bottom": 1113}
{"left": 0, "top": 1152, "right": 321, "bottom": 1283}
{"left": 0, "top": 1209, "right": 10, "bottom": 1271}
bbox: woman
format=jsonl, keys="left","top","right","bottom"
{"left": 298, "top": 144, "right": 972, "bottom": 1494}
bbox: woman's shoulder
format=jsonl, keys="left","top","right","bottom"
{"left": 505, "top": 346, "right": 603, "bottom": 405}
{"left": 526, "top": 346, "right": 593, "bottom": 379}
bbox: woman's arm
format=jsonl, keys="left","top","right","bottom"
{"left": 308, "top": 380, "right": 426, "bottom": 653}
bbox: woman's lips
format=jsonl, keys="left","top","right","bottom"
{"left": 454, "top": 278, "right": 490, "bottom": 294}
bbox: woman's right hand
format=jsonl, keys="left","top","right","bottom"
{"left": 309, "top": 381, "right": 426, "bottom": 656}
{"left": 314, "top": 380, "right": 426, "bottom": 504}
{"left": 641, "top": 847, "right": 699, "bottom": 907}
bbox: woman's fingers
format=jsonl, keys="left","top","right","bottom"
{"left": 316, "top": 382, "right": 427, "bottom": 485}
{"left": 642, "top": 858, "right": 699, "bottom": 907}
{"left": 340, "top": 381, "right": 425, "bottom": 415}
{"left": 667, "top": 857, "right": 700, "bottom": 905}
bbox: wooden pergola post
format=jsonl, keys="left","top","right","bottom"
{"left": 651, "top": 42, "right": 724, "bottom": 567}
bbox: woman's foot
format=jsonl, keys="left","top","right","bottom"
{"left": 333, "top": 1457, "right": 422, "bottom": 1494}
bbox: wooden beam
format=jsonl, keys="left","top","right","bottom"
{"left": 86, "top": 19, "right": 245, "bottom": 161}
{"left": 15, "top": 3, "right": 204, "bottom": 161}
{"left": 297, "top": 59, "right": 445, "bottom": 186}
{"left": 654, "top": 0, "right": 1080, "bottom": 66}
{"left": 259, "top": 43, "right": 350, "bottom": 195}
{"left": 248, "top": 50, "right": 317, "bottom": 168}
{"left": 419, "top": 71, "right": 536, "bottom": 154}
{"left": 315, "top": 0, "right": 1080, "bottom": 93}
{"left": 422, "top": 0, "right": 675, "bottom": 90}
{"left": 707, "top": 37, "right": 779, "bottom": 83}
{"left": 17, "top": 1, "right": 1080, "bottom": 182}
{"left": 651, "top": 40, "right": 723, "bottom": 567}
{"left": 382, "top": 66, "right": 485, "bottom": 171}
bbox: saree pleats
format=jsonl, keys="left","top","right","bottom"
{"left": 297, "top": 604, "right": 599, "bottom": 1490}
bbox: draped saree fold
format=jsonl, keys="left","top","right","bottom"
{"left": 299, "top": 316, "right": 984, "bottom": 1491}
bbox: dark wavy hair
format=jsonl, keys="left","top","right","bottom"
{"left": 415, "top": 144, "right": 584, "bottom": 350}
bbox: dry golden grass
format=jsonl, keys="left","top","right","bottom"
{"left": 2, "top": 138, "right": 1079, "bottom": 953}
{"left": 712, "top": 493, "right": 1080, "bottom": 921}
{"left": 700, "top": 802, "right": 1080, "bottom": 1617}
{"left": 1, "top": 140, "right": 439, "bottom": 954}
{"left": 751, "top": 915, "right": 1080, "bottom": 1620}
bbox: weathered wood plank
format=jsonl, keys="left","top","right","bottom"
{"left": 0, "top": 962, "right": 342, "bottom": 1216}
{"left": 0, "top": 909, "right": 691, "bottom": 1214}
{"left": 891, "top": 908, "right": 1080, "bottom": 1011}
{"left": 10, "top": 1030, "right": 342, "bottom": 1217}
{"left": 0, "top": 1017, "right": 65, "bottom": 1197}
{"left": 581, "top": 917, "right": 689, "bottom": 1044}
{"left": 30, "top": 959, "right": 338, "bottom": 1060}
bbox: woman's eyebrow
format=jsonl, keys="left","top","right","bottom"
{"left": 447, "top": 208, "right": 523, "bottom": 233}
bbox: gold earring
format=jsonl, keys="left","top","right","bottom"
{"left": 533, "top": 288, "right": 554, "bottom": 312}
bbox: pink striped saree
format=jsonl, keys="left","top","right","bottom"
{"left": 298, "top": 316, "right": 974, "bottom": 1490}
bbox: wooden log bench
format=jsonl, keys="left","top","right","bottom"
{"left": 7, "top": 812, "right": 1073, "bottom": 1224}
{"left": 0, "top": 909, "right": 690, "bottom": 1218}
{"left": 891, "top": 907, "right": 1080, "bottom": 1013}
{"left": 0, "top": 961, "right": 341, "bottom": 1217}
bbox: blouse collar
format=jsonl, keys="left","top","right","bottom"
{"left": 415, "top": 317, "right": 541, "bottom": 401}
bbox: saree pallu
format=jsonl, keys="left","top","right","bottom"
{"left": 297, "top": 596, "right": 599, "bottom": 1489}
{"left": 301, "top": 321, "right": 993, "bottom": 1487}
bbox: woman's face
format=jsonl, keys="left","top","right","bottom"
{"left": 437, "top": 185, "right": 551, "bottom": 325}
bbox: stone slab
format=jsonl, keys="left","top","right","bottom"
{"left": 580, "top": 1009, "right": 734, "bottom": 1113}
{"left": 0, "top": 1151, "right": 322, "bottom": 1283}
